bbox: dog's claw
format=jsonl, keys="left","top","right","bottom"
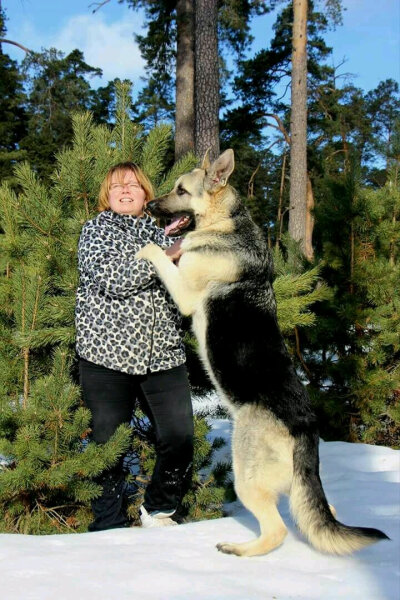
{"left": 216, "top": 542, "right": 241, "bottom": 556}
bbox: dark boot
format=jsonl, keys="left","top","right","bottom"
{"left": 88, "top": 468, "right": 129, "bottom": 532}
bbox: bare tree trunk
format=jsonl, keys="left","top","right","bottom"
{"left": 389, "top": 162, "right": 398, "bottom": 266}
{"left": 289, "top": 0, "right": 309, "bottom": 256}
{"left": 276, "top": 152, "right": 287, "bottom": 248}
{"left": 23, "top": 348, "right": 29, "bottom": 409}
{"left": 389, "top": 210, "right": 396, "bottom": 267}
{"left": 305, "top": 175, "right": 314, "bottom": 261}
{"left": 340, "top": 120, "right": 350, "bottom": 173}
{"left": 20, "top": 269, "right": 29, "bottom": 408}
{"left": 0, "top": 38, "right": 32, "bottom": 53}
{"left": 194, "top": 0, "right": 220, "bottom": 161}
{"left": 175, "top": 0, "right": 195, "bottom": 160}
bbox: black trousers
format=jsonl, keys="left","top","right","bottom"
{"left": 79, "top": 359, "right": 194, "bottom": 531}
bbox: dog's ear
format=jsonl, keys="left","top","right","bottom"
{"left": 204, "top": 149, "right": 235, "bottom": 192}
{"left": 201, "top": 148, "right": 211, "bottom": 170}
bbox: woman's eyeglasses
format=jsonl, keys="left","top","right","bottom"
{"left": 110, "top": 183, "right": 143, "bottom": 191}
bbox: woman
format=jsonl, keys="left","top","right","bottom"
{"left": 75, "top": 162, "right": 194, "bottom": 531}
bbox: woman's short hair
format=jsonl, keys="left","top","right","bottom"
{"left": 98, "top": 162, "right": 155, "bottom": 212}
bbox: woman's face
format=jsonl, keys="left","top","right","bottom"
{"left": 108, "top": 169, "right": 147, "bottom": 216}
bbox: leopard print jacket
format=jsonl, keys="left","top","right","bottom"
{"left": 75, "top": 210, "right": 186, "bottom": 375}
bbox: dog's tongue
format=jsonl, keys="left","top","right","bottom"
{"left": 165, "top": 216, "right": 188, "bottom": 236}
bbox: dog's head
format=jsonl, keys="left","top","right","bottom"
{"left": 146, "top": 149, "right": 236, "bottom": 236}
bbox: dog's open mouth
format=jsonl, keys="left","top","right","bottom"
{"left": 164, "top": 215, "right": 193, "bottom": 236}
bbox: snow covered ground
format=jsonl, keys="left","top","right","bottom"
{"left": 1, "top": 419, "right": 399, "bottom": 600}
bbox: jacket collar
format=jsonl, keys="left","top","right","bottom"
{"left": 99, "top": 209, "right": 155, "bottom": 230}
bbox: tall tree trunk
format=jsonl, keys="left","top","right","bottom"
{"left": 340, "top": 119, "right": 350, "bottom": 173}
{"left": 305, "top": 175, "right": 314, "bottom": 261}
{"left": 289, "top": 0, "right": 309, "bottom": 257}
{"left": 194, "top": 0, "right": 220, "bottom": 161}
{"left": 276, "top": 152, "right": 287, "bottom": 248}
{"left": 175, "top": 0, "right": 195, "bottom": 160}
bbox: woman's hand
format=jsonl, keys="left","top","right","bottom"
{"left": 164, "top": 239, "right": 183, "bottom": 263}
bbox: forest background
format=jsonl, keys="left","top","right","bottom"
{"left": 0, "top": 0, "right": 399, "bottom": 534}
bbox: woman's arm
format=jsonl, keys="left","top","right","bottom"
{"left": 78, "top": 223, "right": 157, "bottom": 298}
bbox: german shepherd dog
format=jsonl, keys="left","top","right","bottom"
{"left": 136, "top": 149, "right": 388, "bottom": 556}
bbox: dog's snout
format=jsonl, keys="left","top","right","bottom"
{"left": 146, "top": 199, "right": 159, "bottom": 214}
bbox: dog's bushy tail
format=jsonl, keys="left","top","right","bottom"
{"left": 289, "top": 432, "right": 389, "bottom": 555}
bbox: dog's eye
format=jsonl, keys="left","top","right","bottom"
{"left": 177, "top": 186, "right": 187, "bottom": 196}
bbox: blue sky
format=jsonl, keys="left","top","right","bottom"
{"left": 2, "top": 0, "right": 400, "bottom": 96}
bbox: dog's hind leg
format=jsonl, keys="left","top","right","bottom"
{"left": 217, "top": 483, "right": 287, "bottom": 557}
{"left": 217, "top": 407, "right": 290, "bottom": 557}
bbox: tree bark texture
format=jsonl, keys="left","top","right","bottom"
{"left": 289, "top": 0, "right": 309, "bottom": 256}
{"left": 305, "top": 175, "right": 315, "bottom": 261}
{"left": 175, "top": 0, "right": 195, "bottom": 160}
{"left": 194, "top": 0, "right": 220, "bottom": 161}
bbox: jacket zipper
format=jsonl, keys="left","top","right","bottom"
{"left": 135, "top": 217, "right": 155, "bottom": 372}
{"left": 148, "top": 287, "right": 156, "bottom": 371}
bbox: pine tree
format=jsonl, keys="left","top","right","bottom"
{"left": 301, "top": 153, "right": 400, "bottom": 445}
{"left": 19, "top": 48, "right": 103, "bottom": 182}
{"left": 350, "top": 163, "right": 400, "bottom": 445}
{"left": 222, "top": 1, "right": 340, "bottom": 250}
{"left": 0, "top": 81, "right": 202, "bottom": 533}
{"left": 0, "top": 8, "right": 28, "bottom": 183}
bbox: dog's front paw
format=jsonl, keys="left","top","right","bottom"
{"left": 135, "top": 243, "right": 162, "bottom": 262}
{"left": 216, "top": 542, "right": 242, "bottom": 556}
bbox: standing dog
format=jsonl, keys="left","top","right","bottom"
{"left": 136, "top": 149, "right": 388, "bottom": 556}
